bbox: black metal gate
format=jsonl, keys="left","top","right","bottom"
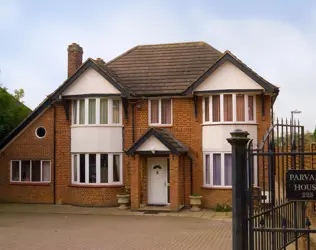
{"left": 228, "top": 120, "right": 316, "bottom": 250}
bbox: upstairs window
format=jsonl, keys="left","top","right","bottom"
{"left": 248, "top": 96, "right": 254, "bottom": 121}
{"left": 100, "top": 99, "right": 109, "bottom": 124}
{"left": 236, "top": 94, "right": 245, "bottom": 121}
{"left": 149, "top": 98, "right": 172, "bottom": 125}
{"left": 203, "top": 93, "right": 256, "bottom": 123}
{"left": 212, "top": 95, "right": 220, "bottom": 122}
{"left": 223, "top": 94, "right": 233, "bottom": 121}
{"left": 72, "top": 98, "right": 121, "bottom": 125}
{"left": 88, "top": 99, "right": 96, "bottom": 124}
{"left": 112, "top": 100, "right": 120, "bottom": 124}
{"left": 79, "top": 99, "right": 85, "bottom": 124}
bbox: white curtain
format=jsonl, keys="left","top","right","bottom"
{"left": 205, "top": 154, "right": 210, "bottom": 184}
{"left": 236, "top": 95, "right": 245, "bottom": 121}
{"left": 212, "top": 95, "right": 220, "bottom": 122}
{"left": 42, "top": 161, "right": 50, "bottom": 182}
{"left": 88, "top": 99, "right": 96, "bottom": 124}
{"left": 224, "top": 154, "right": 232, "bottom": 186}
{"left": 248, "top": 96, "right": 254, "bottom": 121}
{"left": 113, "top": 155, "right": 120, "bottom": 182}
{"left": 73, "top": 101, "right": 77, "bottom": 124}
{"left": 204, "top": 97, "right": 209, "bottom": 122}
{"left": 151, "top": 100, "right": 159, "bottom": 123}
{"left": 100, "top": 99, "right": 108, "bottom": 124}
{"left": 112, "top": 100, "right": 120, "bottom": 124}
{"left": 79, "top": 99, "right": 85, "bottom": 124}
{"left": 213, "top": 154, "right": 221, "bottom": 185}
{"left": 161, "top": 98, "right": 171, "bottom": 124}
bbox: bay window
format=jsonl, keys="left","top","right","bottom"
{"left": 72, "top": 153, "right": 122, "bottom": 185}
{"left": 149, "top": 98, "right": 172, "bottom": 125}
{"left": 11, "top": 160, "right": 51, "bottom": 183}
{"left": 203, "top": 93, "right": 256, "bottom": 123}
{"left": 72, "top": 98, "right": 121, "bottom": 125}
{"left": 204, "top": 153, "right": 232, "bottom": 187}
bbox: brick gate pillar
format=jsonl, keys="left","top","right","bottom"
{"left": 130, "top": 155, "right": 141, "bottom": 210}
{"left": 170, "top": 154, "right": 180, "bottom": 211}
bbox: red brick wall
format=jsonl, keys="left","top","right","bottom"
{"left": 54, "top": 102, "right": 124, "bottom": 206}
{"left": 0, "top": 107, "right": 54, "bottom": 203}
{"left": 0, "top": 93, "right": 272, "bottom": 208}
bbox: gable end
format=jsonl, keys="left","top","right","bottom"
{"left": 183, "top": 52, "right": 279, "bottom": 95}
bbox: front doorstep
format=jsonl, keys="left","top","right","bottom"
{"left": 136, "top": 204, "right": 184, "bottom": 212}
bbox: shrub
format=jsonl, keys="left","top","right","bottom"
{"left": 215, "top": 203, "right": 232, "bottom": 212}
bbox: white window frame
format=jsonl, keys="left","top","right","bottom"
{"left": 72, "top": 97, "right": 122, "bottom": 126}
{"left": 148, "top": 98, "right": 173, "bottom": 126}
{"left": 203, "top": 93, "right": 256, "bottom": 124}
{"left": 203, "top": 152, "right": 232, "bottom": 188}
{"left": 203, "top": 152, "right": 258, "bottom": 187}
{"left": 72, "top": 153, "right": 123, "bottom": 185}
{"left": 10, "top": 160, "right": 51, "bottom": 183}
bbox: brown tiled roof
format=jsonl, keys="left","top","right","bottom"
{"left": 107, "top": 42, "right": 222, "bottom": 95}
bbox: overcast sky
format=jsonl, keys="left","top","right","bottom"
{"left": 1, "top": 0, "right": 316, "bottom": 131}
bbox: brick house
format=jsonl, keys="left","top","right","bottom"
{"left": 0, "top": 42, "right": 279, "bottom": 210}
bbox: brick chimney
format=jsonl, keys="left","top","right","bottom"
{"left": 67, "top": 43, "right": 83, "bottom": 77}
{"left": 95, "top": 58, "right": 106, "bottom": 68}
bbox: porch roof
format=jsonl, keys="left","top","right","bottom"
{"left": 126, "top": 128, "right": 189, "bottom": 156}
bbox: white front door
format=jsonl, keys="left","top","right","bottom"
{"left": 148, "top": 158, "right": 168, "bottom": 205}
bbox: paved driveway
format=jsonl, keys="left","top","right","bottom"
{"left": 0, "top": 212, "right": 231, "bottom": 250}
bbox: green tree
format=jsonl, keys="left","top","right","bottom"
{"left": 0, "top": 83, "right": 7, "bottom": 91}
{"left": 313, "top": 127, "right": 316, "bottom": 142}
{"left": 13, "top": 88, "right": 25, "bottom": 102}
{"left": 0, "top": 88, "right": 31, "bottom": 142}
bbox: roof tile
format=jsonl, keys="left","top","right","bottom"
{"left": 107, "top": 42, "right": 222, "bottom": 95}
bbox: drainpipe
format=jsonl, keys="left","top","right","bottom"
{"left": 190, "top": 158, "right": 193, "bottom": 195}
{"left": 53, "top": 104, "right": 57, "bottom": 204}
{"left": 183, "top": 156, "right": 185, "bottom": 207}
{"left": 132, "top": 103, "right": 135, "bottom": 143}
{"left": 187, "top": 155, "right": 193, "bottom": 195}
